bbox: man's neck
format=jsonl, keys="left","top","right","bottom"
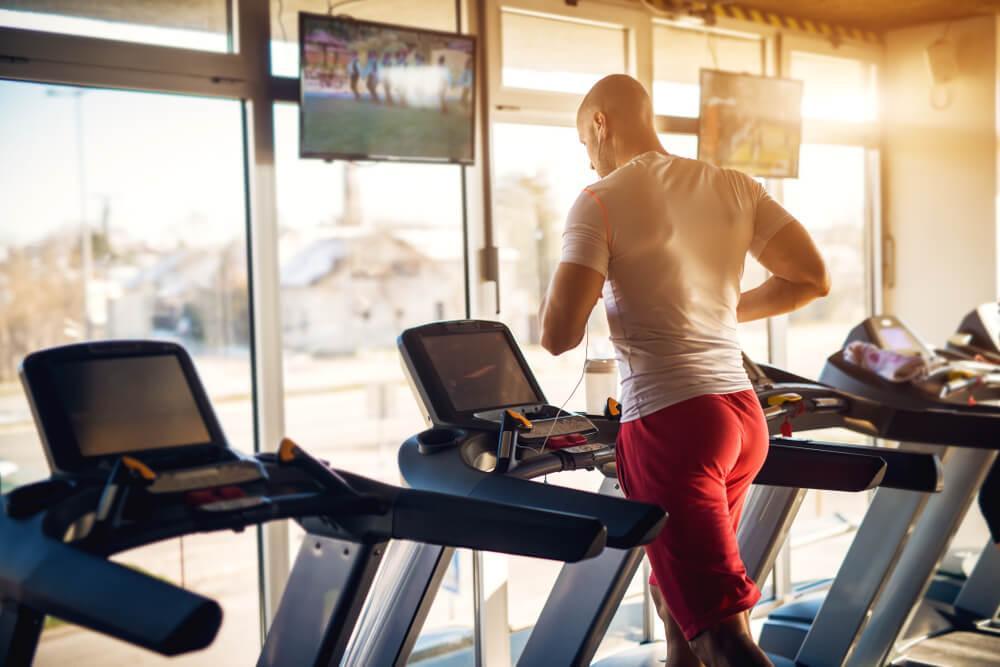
{"left": 615, "top": 136, "right": 668, "bottom": 168}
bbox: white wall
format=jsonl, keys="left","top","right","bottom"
{"left": 883, "top": 15, "right": 999, "bottom": 345}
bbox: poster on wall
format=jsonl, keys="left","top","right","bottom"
{"left": 698, "top": 69, "right": 803, "bottom": 178}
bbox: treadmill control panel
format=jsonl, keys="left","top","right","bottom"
{"left": 399, "top": 320, "right": 597, "bottom": 438}
{"left": 866, "top": 316, "right": 930, "bottom": 356}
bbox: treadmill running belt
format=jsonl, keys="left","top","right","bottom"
{"left": 896, "top": 631, "right": 1000, "bottom": 666}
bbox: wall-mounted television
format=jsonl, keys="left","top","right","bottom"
{"left": 299, "top": 13, "right": 476, "bottom": 164}
{"left": 698, "top": 69, "right": 803, "bottom": 178}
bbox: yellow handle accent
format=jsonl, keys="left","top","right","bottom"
{"left": 948, "top": 370, "right": 977, "bottom": 381}
{"left": 278, "top": 438, "right": 299, "bottom": 463}
{"left": 606, "top": 398, "right": 621, "bottom": 417}
{"left": 121, "top": 456, "right": 157, "bottom": 481}
{"left": 767, "top": 393, "right": 803, "bottom": 407}
{"left": 505, "top": 409, "right": 533, "bottom": 430}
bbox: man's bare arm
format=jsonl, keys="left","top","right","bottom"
{"left": 738, "top": 220, "right": 830, "bottom": 323}
{"left": 539, "top": 262, "right": 605, "bottom": 355}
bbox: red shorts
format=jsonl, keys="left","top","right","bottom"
{"left": 616, "top": 389, "right": 769, "bottom": 641}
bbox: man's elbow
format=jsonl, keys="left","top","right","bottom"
{"left": 811, "top": 269, "right": 832, "bottom": 298}
{"left": 540, "top": 326, "right": 574, "bottom": 356}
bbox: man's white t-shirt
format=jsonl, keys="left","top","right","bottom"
{"left": 561, "top": 151, "right": 797, "bottom": 422}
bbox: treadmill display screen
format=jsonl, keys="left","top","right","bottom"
{"left": 880, "top": 326, "right": 920, "bottom": 353}
{"left": 53, "top": 356, "right": 212, "bottom": 457}
{"left": 420, "top": 331, "right": 543, "bottom": 412}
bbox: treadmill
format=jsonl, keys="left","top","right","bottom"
{"left": 345, "top": 320, "right": 908, "bottom": 667}
{"left": 1, "top": 340, "right": 612, "bottom": 666}
{"left": 783, "top": 315, "right": 1000, "bottom": 667}
{"left": 944, "top": 303, "right": 1000, "bottom": 365}
{"left": 892, "top": 305, "right": 1000, "bottom": 667}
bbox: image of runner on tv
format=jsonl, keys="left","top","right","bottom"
{"left": 300, "top": 15, "right": 476, "bottom": 163}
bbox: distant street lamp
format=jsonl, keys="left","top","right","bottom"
{"left": 46, "top": 87, "right": 92, "bottom": 338}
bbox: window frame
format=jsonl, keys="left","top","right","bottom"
{"left": 0, "top": 0, "right": 887, "bottom": 661}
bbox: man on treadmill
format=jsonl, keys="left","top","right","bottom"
{"left": 539, "top": 74, "right": 830, "bottom": 667}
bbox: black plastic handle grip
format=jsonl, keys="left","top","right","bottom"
{"left": 768, "top": 437, "right": 942, "bottom": 492}
{"left": 468, "top": 475, "right": 665, "bottom": 549}
{"left": 391, "top": 488, "right": 607, "bottom": 562}
{"left": 757, "top": 443, "right": 886, "bottom": 492}
{"left": 0, "top": 511, "right": 221, "bottom": 656}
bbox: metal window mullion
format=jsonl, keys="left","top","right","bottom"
{"left": 0, "top": 57, "right": 251, "bottom": 98}
{"left": 0, "top": 25, "right": 251, "bottom": 82}
{"left": 234, "top": 0, "right": 289, "bottom": 637}
{"left": 866, "top": 149, "right": 884, "bottom": 316}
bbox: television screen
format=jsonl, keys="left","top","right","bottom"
{"left": 299, "top": 13, "right": 476, "bottom": 164}
{"left": 698, "top": 69, "right": 803, "bottom": 178}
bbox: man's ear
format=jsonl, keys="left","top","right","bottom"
{"left": 594, "top": 111, "right": 608, "bottom": 139}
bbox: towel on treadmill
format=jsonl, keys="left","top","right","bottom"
{"left": 843, "top": 341, "right": 931, "bottom": 382}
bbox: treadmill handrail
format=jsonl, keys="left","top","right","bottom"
{"left": 390, "top": 488, "right": 607, "bottom": 562}
{"left": 767, "top": 437, "right": 942, "bottom": 492}
{"left": 757, "top": 365, "right": 1000, "bottom": 449}
{"left": 0, "top": 508, "right": 221, "bottom": 656}
{"left": 756, "top": 442, "right": 886, "bottom": 492}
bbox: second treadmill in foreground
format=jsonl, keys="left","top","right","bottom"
{"left": 767, "top": 314, "right": 1000, "bottom": 667}
{"left": 3, "top": 341, "right": 614, "bottom": 667}
{"left": 346, "top": 320, "right": 931, "bottom": 667}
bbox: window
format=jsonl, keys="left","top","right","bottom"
{"left": 491, "top": 123, "right": 597, "bottom": 401}
{"left": 500, "top": 8, "right": 627, "bottom": 94}
{"left": 273, "top": 102, "right": 470, "bottom": 653}
{"left": 780, "top": 143, "right": 873, "bottom": 589}
{"left": 653, "top": 24, "right": 763, "bottom": 117}
{"left": 0, "top": 0, "right": 230, "bottom": 51}
{"left": 270, "top": 0, "right": 457, "bottom": 77}
{"left": 492, "top": 121, "right": 622, "bottom": 654}
{"left": 274, "top": 103, "right": 466, "bottom": 484}
{"left": 790, "top": 51, "right": 877, "bottom": 123}
{"left": 782, "top": 144, "right": 868, "bottom": 381}
{"left": 0, "top": 80, "right": 258, "bottom": 665}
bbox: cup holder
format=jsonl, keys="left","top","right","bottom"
{"left": 416, "top": 427, "right": 467, "bottom": 455}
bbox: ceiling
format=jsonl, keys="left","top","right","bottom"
{"left": 727, "top": 0, "right": 1000, "bottom": 31}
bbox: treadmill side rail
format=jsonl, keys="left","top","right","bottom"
{"left": 343, "top": 542, "right": 453, "bottom": 667}
{"left": 258, "top": 536, "right": 385, "bottom": 667}
{"left": 794, "top": 462, "right": 941, "bottom": 667}
{"left": 844, "top": 448, "right": 997, "bottom": 667}
{"left": 518, "top": 478, "right": 644, "bottom": 667}
{"left": 953, "top": 539, "right": 1000, "bottom": 619}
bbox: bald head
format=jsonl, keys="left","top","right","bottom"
{"left": 576, "top": 74, "right": 663, "bottom": 178}
{"left": 578, "top": 74, "right": 655, "bottom": 129}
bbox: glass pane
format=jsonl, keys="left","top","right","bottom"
{"left": 0, "top": 0, "right": 229, "bottom": 51}
{"left": 492, "top": 123, "right": 606, "bottom": 655}
{"left": 782, "top": 144, "right": 870, "bottom": 589}
{"left": 501, "top": 9, "right": 626, "bottom": 94}
{"left": 492, "top": 123, "right": 597, "bottom": 405}
{"left": 661, "top": 132, "right": 697, "bottom": 158}
{"left": 274, "top": 102, "right": 469, "bottom": 655}
{"left": 782, "top": 144, "right": 867, "bottom": 380}
{"left": 0, "top": 80, "right": 258, "bottom": 664}
{"left": 653, "top": 24, "right": 762, "bottom": 117}
{"left": 790, "top": 50, "right": 877, "bottom": 123}
{"left": 271, "top": 0, "right": 457, "bottom": 77}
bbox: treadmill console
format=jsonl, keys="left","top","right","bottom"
{"left": 848, "top": 315, "right": 931, "bottom": 357}
{"left": 399, "top": 320, "right": 596, "bottom": 437}
{"left": 19, "top": 341, "right": 258, "bottom": 486}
